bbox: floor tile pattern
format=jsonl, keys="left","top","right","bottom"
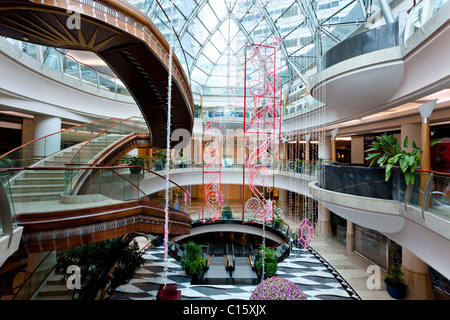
{"left": 110, "top": 245, "right": 361, "bottom": 301}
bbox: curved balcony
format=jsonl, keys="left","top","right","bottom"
{"left": 0, "top": 0, "right": 194, "bottom": 148}
{"left": 308, "top": 164, "right": 450, "bottom": 280}
{"left": 309, "top": 0, "right": 450, "bottom": 126}
{"left": 1, "top": 165, "right": 192, "bottom": 253}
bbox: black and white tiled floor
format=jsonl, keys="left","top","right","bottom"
{"left": 109, "top": 245, "right": 360, "bottom": 301}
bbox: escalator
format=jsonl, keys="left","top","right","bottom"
{"left": 193, "top": 243, "right": 258, "bottom": 285}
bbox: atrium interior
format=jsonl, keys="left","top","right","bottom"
{"left": 0, "top": 0, "right": 449, "bottom": 303}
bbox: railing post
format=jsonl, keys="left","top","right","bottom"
{"left": 421, "top": 172, "right": 434, "bottom": 219}
{"left": 0, "top": 178, "right": 14, "bottom": 249}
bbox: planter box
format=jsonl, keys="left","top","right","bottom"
{"left": 322, "top": 165, "right": 420, "bottom": 202}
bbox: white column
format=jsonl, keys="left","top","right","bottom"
{"left": 278, "top": 189, "right": 288, "bottom": 202}
{"left": 402, "top": 248, "right": 434, "bottom": 299}
{"left": 319, "top": 135, "right": 331, "bottom": 161}
{"left": 316, "top": 202, "right": 332, "bottom": 238}
{"left": 33, "top": 115, "right": 61, "bottom": 157}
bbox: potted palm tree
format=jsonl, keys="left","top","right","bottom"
{"left": 385, "top": 264, "right": 407, "bottom": 299}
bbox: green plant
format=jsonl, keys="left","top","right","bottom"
{"left": 0, "top": 156, "right": 13, "bottom": 168}
{"left": 221, "top": 205, "right": 233, "bottom": 219}
{"left": 180, "top": 241, "right": 206, "bottom": 276}
{"left": 55, "top": 237, "right": 145, "bottom": 300}
{"left": 365, "top": 134, "right": 422, "bottom": 185}
{"left": 255, "top": 245, "right": 278, "bottom": 279}
{"left": 153, "top": 150, "right": 167, "bottom": 169}
{"left": 385, "top": 265, "right": 406, "bottom": 289}
{"left": 123, "top": 155, "right": 145, "bottom": 166}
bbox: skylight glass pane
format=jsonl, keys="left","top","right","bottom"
{"left": 202, "top": 41, "right": 221, "bottom": 63}
{"left": 198, "top": 3, "right": 220, "bottom": 32}
{"left": 192, "top": 18, "right": 210, "bottom": 44}
{"left": 125, "top": 0, "right": 370, "bottom": 95}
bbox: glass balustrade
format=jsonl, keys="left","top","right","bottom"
{"left": 0, "top": 37, "right": 132, "bottom": 97}
{"left": 2, "top": 165, "right": 187, "bottom": 216}
{"left": 0, "top": 118, "right": 127, "bottom": 170}
{"left": 407, "top": 171, "right": 450, "bottom": 221}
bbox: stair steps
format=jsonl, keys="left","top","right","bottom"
{"left": 33, "top": 272, "right": 74, "bottom": 300}
{"left": 10, "top": 133, "right": 127, "bottom": 210}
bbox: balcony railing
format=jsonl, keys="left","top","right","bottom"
{"left": 320, "top": 164, "right": 449, "bottom": 222}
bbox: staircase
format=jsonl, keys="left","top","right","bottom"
{"left": 32, "top": 270, "right": 74, "bottom": 300}
{"left": 9, "top": 134, "right": 125, "bottom": 211}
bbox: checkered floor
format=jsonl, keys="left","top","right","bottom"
{"left": 109, "top": 244, "right": 360, "bottom": 301}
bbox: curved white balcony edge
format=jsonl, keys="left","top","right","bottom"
{"left": 308, "top": 180, "right": 405, "bottom": 233}
{"left": 308, "top": 181, "right": 450, "bottom": 280}
{"left": 141, "top": 167, "right": 314, "bottom": 198}
{"left": 0, "top": 226, "right": 23, "bottom": 268}
{"left": 173, "top": 222, "right": 284, "bottom": 244}
{"left": 0, "top": 38, "right": 140, "bottom": 122}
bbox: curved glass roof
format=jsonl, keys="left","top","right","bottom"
{"left": 127, "top": 0, "right": 374, "bottom": 96}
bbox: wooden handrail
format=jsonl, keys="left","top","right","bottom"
{"left": 416, "top": 169, "right": 450, "bottom": 177}
{"left": 0, "top": 117, "right": 123, "bottom": 159}
{"left": 66, "top": 116, "right": 143, "bottom": 164}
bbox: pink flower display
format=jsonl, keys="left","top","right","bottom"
{"left": 250, "top": 277, "right": 307, "bottom": 300}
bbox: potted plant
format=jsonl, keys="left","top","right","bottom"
{"left": 153, "top": 150, "right": 167, "bottom": 171}
{"left": 250, "top": 277, "right": 307, "bottom": 300}
{"left": 123, "top": 155, "right": 146, "bottom": 174}
{"left": 292, "top": 159, "right": 303, "bottom": 173}
{"left": 366, "top": 134, "right": 422, "bottom": 185}
{"left": 55, "top": 237, "right": 145, "bottom": 300}
{"left": 255, "top": 245, "right": 278, "bottom": 280}
{"left": 177, "top": 150, "right": 188, "bottom": 168}
{"left": 385, "top": 264, "right": 407, "bottom": 299}
{"left": 194, "top": 103, "right": 202, "bottom": 118}
{"left": 221, "top": 205, "right": 233, "bottom": 219}
{"left": 180, "top": 241, "right": 206, "bottom": 278}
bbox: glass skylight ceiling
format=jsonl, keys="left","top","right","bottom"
{"left": 127, "top": 0, "right": 373, "bottom": 96}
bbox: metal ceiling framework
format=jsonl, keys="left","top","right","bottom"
{"left": 128, "top": 0, "right": 371, "bottom": 96}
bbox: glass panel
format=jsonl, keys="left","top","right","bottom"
{"left": 198, "top": 3, "right": 219, "bottom": 32}
{"left": 98, "top": 73, "right": 116, "bottom": 92}
{"left": 21, "top": 42, "right": 38, "bottom": 59}
{"left": 80, "top": 65, "right": 98, "bottom": 87}
{"left": 42, "top": 47, "right": 60, "bottom": 72}
{"left": 61, "top": 54, "right": 79, "bottom": 79}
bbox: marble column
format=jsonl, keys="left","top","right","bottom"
{"left": 346, "top": 220, "right": 354, "bottom": 251}
{"left": 316, "top": 202, "right": 332, "bottom": 238}
{"left": 33, "top": 115, "right": 61, "bottom": 158}
{"left": 402, "top": 248, "right": 434, "bottom": 299}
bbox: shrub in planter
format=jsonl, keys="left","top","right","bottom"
{"left": 385, "top": 265, "right": 407, "bottom": 299}
{"left": 123, "top": 155, "right": 146, "bottom": 174}
{"left": 180, "top": 241, "right": 206, "bottom": 277}
{"left": 55, "top": 237, "right": 145, "bottom": 300}
{"left": 221, "top": 205, "right": 233, "bottom": 219}
{"left": 250, "top": 277, "right": 307, "bottom": 300}
{"left": 365, "top": 133, "right": 442, "bottom": 185}
{"left": 255, "top": 245, "right": 278, "bottom": 280}
{"left": 153, "top": 151, "right": 167, "bottom": 171}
